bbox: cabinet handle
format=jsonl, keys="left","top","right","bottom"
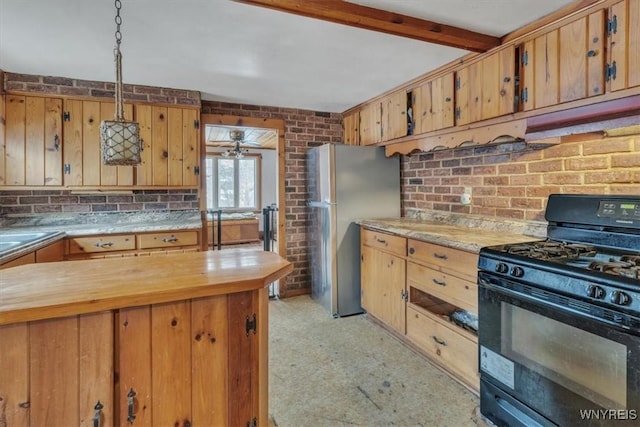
{"left": 432, "top": 278, "right": 447, "bottom": 287}
{"left": 408, "top": 247, "right": 415, "bottom": 255}
{"left": 445, "top": 97, "right": 451, "bottom": 102}
{"left": 432, "top": 335, "right": 447, "bottom": 346}
{"left": 376, "top": 238, "right": 387, "bottom": 245}
{"left": 95, "top": 242, "right": 113, "bottom": 248}
{"left": 161, "top": 236, "right": 179, "bottom": 243}
{"left": 93, "top": 401, "right": 103, "bottom": 427}
{"left": 433, "top": 253, "right": 448, "bottom": 260}
{"left": 54, "top": 134, "right": 60, "bottom": 151}
{"left": 127, "top": 388, "right": 136, "bottom": 423}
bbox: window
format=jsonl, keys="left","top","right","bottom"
{"left": 205, "top": 155, "right": 260, "bottom": 211}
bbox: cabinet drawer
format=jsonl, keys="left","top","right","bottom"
{"left": 407, "top": 262, "right": 477, "bottom": 313}
{"left": 68, "top": 235, "right": 136, "bottom": 254}
{"left": 137, "top": 231, "right": 198, "bottom": 249}
{"left": 407, "top": 239, "right": 478, "bottom": 281}
{"left": 361, "top": 228, "right": 406, "bottom": 257}
{"left": 406, "top": 305, "right": 479, "bottom": 390}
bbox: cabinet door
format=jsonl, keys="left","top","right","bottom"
{"left": 382, "top": 90, "right": 407, "bottom": 141}
{"left": 135, "top": 105, "right": 200, "bottom": 186}
{"left": 0, "top": 313, "right": 114, "bottom": 427}
{"left": 559, "top": 13, "right": 605, "bottom": 102}
{"left": 415, "top": 73, "right": 454, "bottom": 133}
{"left": 534, "top": 29, "right": 560, "bottom": 108}
{"left": 455, "top": 62, "right": 482, "bottom": 125}
{"left": 358, "top": 102, "right": 381, "bottom": 146}
{"left": 62, "top": 99, "right": 134, "bottom": 187}
{"left": 342, "top": 110, "right": 360, "bottom": 145}
{"left": 609, "top": 0, "right": 640, "bottom": 91}
{"left": 361, "top": 245, "right": 406, "bottom": 334}
{"left": 4, "top": 95, "right": 62, "bottom": 186}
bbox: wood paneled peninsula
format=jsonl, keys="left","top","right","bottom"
{"left": 0, "top": 250, "right": 292, "bottom": 427}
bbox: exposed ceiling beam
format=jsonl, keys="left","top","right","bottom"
{"left": 233, "top": 0, "right": 501, "bottom": 53}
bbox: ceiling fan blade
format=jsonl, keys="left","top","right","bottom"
{"left": 243, "top": 141, "right": 262, "bottom": 146}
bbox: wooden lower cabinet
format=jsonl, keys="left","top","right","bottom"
{"left": 0, "top": 290, "right": 266, "bottom": 427}
{"left": 360, "top": 226, "right": 480, "bottom": 392}
{"left": 360, "top": 229, "right": 407, "bottom": 334}
{"left": 0, "top": 239, "right": 66, "bottom": 269}
{"left": 208, "top": 218, "right": 260, "bottom": 246}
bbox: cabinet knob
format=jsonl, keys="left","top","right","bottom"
{"left": 587, "top": 49, "right": 598, "bottom": 57}
{"left": 409, "top": 247, "right": 415, "bottom": 255}
{"left": 93, "top": 401, "right": 103, "bottom": 427}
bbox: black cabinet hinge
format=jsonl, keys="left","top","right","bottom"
{"left": 455, "top": 107, "right": 461, "bottom": 120}
{"left": 521, "top": 51, "right": 528, "bottom": 66}
{"left": 455, "top": 76, "right": 461, "bottom": 90}
{"left": 607, "top": 15, "right": 617, "bottom": 36}
{"left": 194, "top": 119, "right": 200, "bottom": 129}
{"left": 246, "top": 314, "right": 257, "bottom": 336}
{"left": 63, "top": 111, "right": 71, "bottom": 122}
{"left": 606, "top": 62, "right": 617, "bottom": 82}
{"left": 64, "top": 164, "right": 71, "bottom": 174}
{"left": 521, "top": 87, "right": 528, "bottom": 104}
{"left": 246, "top": 417, "right": 257, "bottom": 427}
{"left": 194, "top": 165, "right": 200, "bottom": 175}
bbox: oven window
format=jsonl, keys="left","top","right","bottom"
{"left": 501, "top": 302, "right": 627, "bottom": 409}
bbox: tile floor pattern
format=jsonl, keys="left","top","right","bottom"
{"left": 268, "top": 295, "right": 481, "bottom": 427}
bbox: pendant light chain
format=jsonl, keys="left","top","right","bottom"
{"left": 114, "top": 0, "right": 124, "bottom": 121}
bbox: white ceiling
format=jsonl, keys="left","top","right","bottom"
{"left": 0, "top": 0, "right": 575, "bottom": 113}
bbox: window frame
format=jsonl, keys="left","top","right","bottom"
{"left": 205, "top": 153, "right": 262, "bottom": 212}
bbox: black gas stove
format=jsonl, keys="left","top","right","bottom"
{"left": 478, "top": 194, "right": 640, "bottom": 318}
{"left": 478, "top": 194, "right": 640, "bottom": 427}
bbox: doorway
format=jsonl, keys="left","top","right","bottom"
{"left": 199, "top": 113, "right": 286, "bottom": 257}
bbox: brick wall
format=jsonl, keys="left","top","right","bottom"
{"left": 4, "top": 72, "right": 200, "bottom": 106}
{"left": 0, "top": 189, "right": 199, "bottom": 215}
{"left": 402, "top": 136, "right": 640, "bottom": 221}
{"left": 201, "top": 101, "right": 343, "bottom": 297}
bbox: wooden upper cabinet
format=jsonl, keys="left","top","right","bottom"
{"left": 3, "top": 95, "right": 62, "bottom": 186}
{"left": 342, "top": 110, "right": 360, "bottom": 145}
{"left": 608, "top": 0, "right": 640, "bottom": 91}
{"left": 135, "top": 104, "right": 200, "bottom": 187}
{"left": 62, "top": 99, "right": 135, "bottom": 187}
{"left": 413, "top": 72, "right": 454, "bottom": 134}
{"left": 456, "top": 47, "right": 514, "bottom": 125}
{"left": 359, "top": 101, "right": 382, "bottom": 146}
{"left": 381, "top": 90, "right": 408, "bottom": 141}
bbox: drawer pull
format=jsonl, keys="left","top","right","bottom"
{"left": 432, "top": 335, "right": 447, "bottom": 346}
{"left": 432, "top": 278, "right": 447, "bottom": 287}
{"left": 93, "top": 401, "right": 103, "bottom": 427}
{"left": 376, "top": 238, "right": 387, "bottom": 245}
{"left": 433, "top": 253, "right": 448, "bottom": 260}
{"left": 161, "top": 237, "right": 179, "bottom": 243}
{"left": 127, "top": 388, "right": 136, "bottom": 423}
{"left": 95, "top": 242, "right": 113, "bottom": 248}
{"left": 409, "top": 247, "right": 415, "bottom": 255}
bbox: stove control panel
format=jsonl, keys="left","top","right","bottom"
{"left": 598, "top": 200, "right": 640, "bottom": 220}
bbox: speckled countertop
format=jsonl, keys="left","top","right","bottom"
{"left": 0, "top": 210, "right": 203, "bottom": 263}
{"left": 357, "top": 209, "right": 547, "bottom": 253}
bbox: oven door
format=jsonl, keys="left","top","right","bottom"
{"left": 478, "top": 271, "right": 640, "bottom": 427}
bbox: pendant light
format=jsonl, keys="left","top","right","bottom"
{"left": 100, "top": 0, "right": 142, "bottom": 166}
{"left": 222, "top": 130, "right": 249, "bottom": 159}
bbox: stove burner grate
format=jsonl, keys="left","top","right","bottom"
{"left": 503, "top": 240, "right": 597, "bottom": 260}
{"left": 589, "top": 258, "right": 640, "bottom": 279}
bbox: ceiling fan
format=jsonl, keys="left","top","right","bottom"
{"left": 221, "top": 129, "right": 261, "bottom": 159}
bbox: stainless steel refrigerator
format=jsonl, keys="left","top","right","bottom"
{"left": 306, "top": 144, "right": 400, "bottom": 317}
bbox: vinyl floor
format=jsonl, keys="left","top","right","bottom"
{"left": 268, "top": 295, "right": 485, "bottom": 427}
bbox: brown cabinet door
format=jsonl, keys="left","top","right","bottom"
{"left": 559, "top": 14, "right": 605, "bottom": 102}
{"left": 3, "top": 95, "right": 62, "bottom": 186}
{"left": 609, "top": 0, "right": 640, "bottom": 91}
{"left": 0, "top": 313, "right": 114, "bottom": 427}
{"left": 382, "top": 89, "right": 407, "bottom": 141}
{"left": 342, "top": 111, "right": 360, "bottom": 145}
{"left": 534, "top": 29, "right": 560, "bottom": 109}
{"left": 361, "top": 244, "right": 407, "bottom": 334}
{"left": 358, "top": 101, "right": 382, "bottom": 146}
{"left": 415, "top": 73, "right": 454, "bottom": 133}
{"left": 135, "top": 105, "right": 200, "bottom": 187}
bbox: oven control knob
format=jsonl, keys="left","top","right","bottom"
{"left": 495, "top": 263, "right": 509, "bottom": 274}
{"left": 510, "top": 266, "right": 525, "bottom": 278}
{"left": 587, "top": 285, "right": 606, "bottom": 299}
{"left": 611, "top": 291, "right": 631, "bottom": 306}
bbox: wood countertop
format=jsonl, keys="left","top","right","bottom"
{"left": 0, "top": 249, "right": 292, "bottom": 325}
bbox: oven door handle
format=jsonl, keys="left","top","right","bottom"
{"left": 479, "top": 273, "right": 637, "bottom": 333}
